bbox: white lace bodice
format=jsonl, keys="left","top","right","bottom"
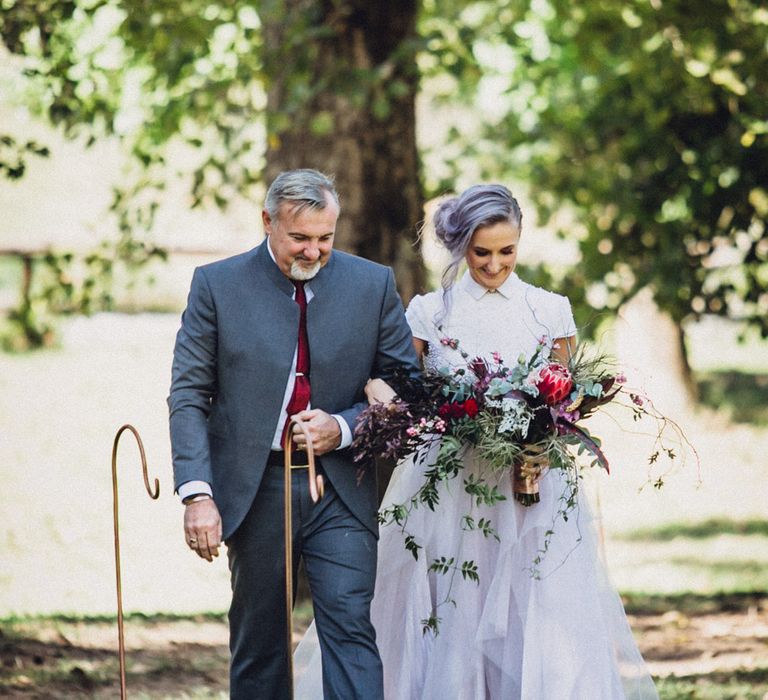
{"left": 406, "top": 271, "right": 577, "bottom": 373}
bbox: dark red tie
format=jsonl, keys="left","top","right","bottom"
{"left": 282, "top": 281, "right": 311, "bottom": 445}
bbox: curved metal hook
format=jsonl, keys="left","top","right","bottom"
{"left": 282, "top": 419, "right": 323, "bottom": 696}
{"left": 283, "top": 419, "right": 324, "bottom": 503}
{"left": 112, "top": 424, "right": 160, "bottom": 698}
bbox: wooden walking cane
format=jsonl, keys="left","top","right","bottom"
{"left": 111, "top": 424, "right": 160, "bottom": 699}
{"left": 283, "top": 419, "right": 325, "bottom": 697}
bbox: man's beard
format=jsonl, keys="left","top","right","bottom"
{"left": 290, "top": 258, "right": 322, "bottom": 281}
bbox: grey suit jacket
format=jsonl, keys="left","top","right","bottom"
{"left": 168, "top": 241, "right": 420, "bottom": 540}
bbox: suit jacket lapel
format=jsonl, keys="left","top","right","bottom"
{"left": 304, "top": 251, "right": 339, "bottom": 349}
{"left": 243, "top": 242, "right": 301, "bottom": 402}
{"left": 251, "top": 239, "right": 296, "bottom": 297}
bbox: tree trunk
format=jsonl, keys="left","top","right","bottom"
{"left": 261, "top": 0, "right": 425, "bottom": 302}
{"left": 616, "top": 288, "right": 698, "bottom": 415}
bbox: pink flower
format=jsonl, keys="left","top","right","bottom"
{"left": 615, "top": 373, "right": 627, "bottom": 384}
{"left": 631, "top": 393, "right": 644, "bottom": 407}
{"left": 536, "top": 363, "right": 574, "bottom": 405}
{"left": 491, "top": 351, "right": 503, "bottom": 365}
{"left": 556, "top": 403, "right": 580, "bottom": 422}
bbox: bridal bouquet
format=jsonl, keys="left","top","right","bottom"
{"left": 352, "top": 336, "right": 685, "bottom": 633}
{"left": 354, "top": 336, "right": 632, "bottom": 510}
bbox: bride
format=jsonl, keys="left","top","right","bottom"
{"left": 296, "top": 184, "right": 658, "bottom": 699}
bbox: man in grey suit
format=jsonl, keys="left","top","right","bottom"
{"left": 168, "top": 169, "right": 419, "bottom": 699}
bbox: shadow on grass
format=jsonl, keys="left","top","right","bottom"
{"left": 678, "top": 668, "right": 768, "bottom": 684}
{"left": 666, "top": 558, "right": 767, "bottom": 577}
{"left": 0, "top": 630, "right": 123, "bottom": 697}
{"left": 619, "top": 518, "right": 768, "bottom": 542}
{"left": 0, "top": 602, "right": 314, "bottom": 627}
{"left": 622, "top": 591, "right": 765, "bottom": 616}
{"left": 0, "top": 623, "right": 229, "bottom": 699}
{"left": 657, "top": 667, "right": 768, "bottom": 700}
{"left": 696, "top": 369, "right": 768, "bottom": 426}
{"left": 0, "top": 611, "right": 228, "bottom": 626}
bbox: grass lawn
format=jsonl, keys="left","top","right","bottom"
{"left": 657, "top": 670, "right": 768, "bottom": 700}
{"left": 1, "top": 312, "right": 767, "bottom": 697}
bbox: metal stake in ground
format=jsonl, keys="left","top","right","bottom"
{"left": 111, "top": 424, "right": 160, "bottom": 699}
{"left": 283, "top": 419, "right": 324, "bottom": 697}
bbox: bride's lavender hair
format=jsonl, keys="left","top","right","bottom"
{"left": 433, "top": 184, "right": 523, "bottom": 324}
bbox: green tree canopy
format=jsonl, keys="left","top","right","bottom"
{"left": 0, "top": 0, "right": 426, "bottom": 348}
{"left": 463, "top": 0, "right": 768, "bottom": 337}
{"left": 2, "top": 0, "right": 766, "bottom": 350}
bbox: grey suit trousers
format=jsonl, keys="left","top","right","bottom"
{"left": 226, "top": 464, "right": 384, "bottom": 700}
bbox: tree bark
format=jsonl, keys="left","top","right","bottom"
{"left": 261, "top": 0, "right": 425, "bottom": 302}
{"left": 675, "top": 320, "right": 699, "bottom": 403}
{"left": 616, "top": 288, "right": 698, "bottom": 415}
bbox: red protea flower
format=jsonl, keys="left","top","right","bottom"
{"left": 536, "top": 363, "right": 574, "bottom": 405}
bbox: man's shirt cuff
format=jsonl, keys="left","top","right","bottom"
{"left": 332, "top": 414, "right": 353, "bottom": 449}
{"left": 178, "top": 480, "right": 213, "bottom": 502}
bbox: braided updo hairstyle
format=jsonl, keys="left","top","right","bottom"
{"left": 433, "top": 184, "right": 523, "bottom": 303}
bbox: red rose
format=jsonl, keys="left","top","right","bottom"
{"left": 537, "top": 363, "right": 574, "bottom": 405}
{"left": 464, "top": 398, "right": 479, "bottom": 418}
{"left": 438, "top": 404, "right": 452, "bottom": 419}
{"left": 449, "top": 402, "right": 466, "bottom": 419}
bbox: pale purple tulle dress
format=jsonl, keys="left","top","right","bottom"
{"left": 295, "top": 272, "right": 658, "bottom": 699}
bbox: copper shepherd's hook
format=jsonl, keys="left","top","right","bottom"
{"left": 283, "top": 420, "right": 324, "bottom": 698}
{"left": 111, "top": 424, "right": 160, "bottom": 699}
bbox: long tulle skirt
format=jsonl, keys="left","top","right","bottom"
{"left": 295, "top": 449, "right": 658, "bottom": 699}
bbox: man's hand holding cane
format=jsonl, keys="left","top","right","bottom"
{"left": 184, "top": 495, "right": 223, "bottom": 562}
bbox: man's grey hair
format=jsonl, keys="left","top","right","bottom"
{"left": 265, "top": 169, "right": 340, "bottom": 219}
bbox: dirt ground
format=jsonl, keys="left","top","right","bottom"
{"left": 1, "top": 595, "right": 767, "bottom": 699}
